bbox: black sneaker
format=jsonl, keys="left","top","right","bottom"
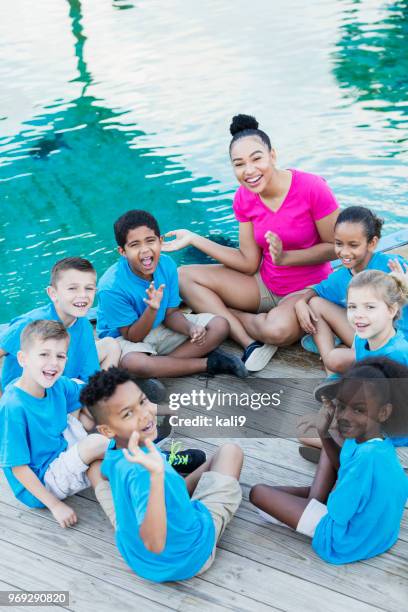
{"left": 163, "top": 442, "right": 207, "bottom": 474}
{"left": 207, "top": 348, "right": 248, "bottom": 378}
{"left": 135, "top": 378, "right": 166, "bottom": 404}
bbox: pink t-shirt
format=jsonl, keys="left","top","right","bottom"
{"left": 232, "top": 169, "right": 339, "bottom": 296}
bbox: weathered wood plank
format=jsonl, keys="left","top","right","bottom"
{"left": 0, "top": 501, "right": 383, "bottom": 612}
{"left": 0, "top": 501, "right": 277, "bottom": 612}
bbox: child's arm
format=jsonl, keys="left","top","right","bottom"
{"left": 294, "top": 288, "right": 318, "bottom": 334}
{"left": 120, "top": 283, "right": 165, "bottom": 343}
{"left": 316, "top": 399, "right": 342, "bottom": 470}
{"left": 165, "top": 309, "right": 207, "bottom": 345}
{"left": 11, "top": 465, "right": 77, "bottom": 528}
{"left": 123, "top": 432, "right": 166, "bottom": 554}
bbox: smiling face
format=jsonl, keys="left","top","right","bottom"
{"left": 334, "top": 222, "right": 378, "bottom": 273}
{"left": 96, "top": 380, "right": 157, "bottom": 448}
{"left": 347, "top": 286, "right": 398, "bottom": 345}
{"left": 47, "top": 269, "right": 97, "bottom": 325}
{"left": 119, "top": 225, "right": 161, "bottom": 280}
{"left": 18, "top": 336, "right": 68, "bottom": 393}
{"left": 230, "top": 136, "right": 276, "bottom": 194}
{"left": 335, "top": 380, "right": 391, "bottom": 442}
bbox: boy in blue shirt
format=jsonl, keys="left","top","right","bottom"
{"left": 0, "top": 257, "right": 121, "bottom": 392}
{"left": 97, "top": 210, "right": 248, "bottom": 381}
{"left": 0, "top": 320, "right": 111, "bottom": 528}
{"left": 80, "top": 367, "right": 243, "bottom": 582}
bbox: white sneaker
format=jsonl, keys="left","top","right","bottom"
{"left": 243, "top": 342, "right": 278, "bottom": 372}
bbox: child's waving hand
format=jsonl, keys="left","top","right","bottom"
{"left": 388, "top": 258, "right": 408, "bottom": 281}
{"left": 144, "top": 282, "right": 165, "bottom": 310}
{"left": 123, "top": 431, "right": 164, "bottom": 475}
{"left": 316, "top": 396, "right": 336, "bottom": 438}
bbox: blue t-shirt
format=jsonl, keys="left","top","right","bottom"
{"left": 101, "top": 440, "right": 215, "bottom": 582}
{"left": 97, "top": 254, "right": 181, "bottom": 339}
{"left": 313, "top": 252, "right": 408, "bottom": 338}
{"left": 313, "top": 438, "right": 408, "bottom": 564}
{"left": 0, "top": 377, "right": 82, "bottom": 508}
{"left": 354, "top": 330, "right": 408, "bottom": 366}
{"left": 0, "top": 302, "right": 100, "bottom": 389}
{"left": 354, "top": 331, "right": 408, "bottom": 446}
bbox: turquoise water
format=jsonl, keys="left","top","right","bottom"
{"left": 0, "top": 0, "right": 407, "bottom": 322}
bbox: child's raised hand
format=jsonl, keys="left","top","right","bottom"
{"left": 161, "top": 229, "right": 193, "bottom": 252}
{"left": 50, "top": 500, "right": 78, "bottom": 528}
{"left": 295, "top": 300, "right": 318, "bottom": 334}
{"left": 316, "top": 397, "right": 336, "bottom": 438}
{"left": 123, "top": 431, "right": 164, "bottom": 475}
{"left": 265, "top": 231, "right": 284, "bottom": 265}
{"left": 144, "top": 282, "right": 165, "bottom": 311}
{"left": 388, "top": 258, "right": 408, "bottom": 281}
{"left": 189, "top": 324, "right": 207, "bottom": 345}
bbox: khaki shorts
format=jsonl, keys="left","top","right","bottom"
{"left": 255, "top": 272, "right": 310, "bottom": 314}
{"left": 193, "top": 471, "right": 242, "bottom": 575}
{"left": 43, "top": 415, "right": 90, "bottom": 499}
{"left": 118, "top": 313, "right": 215, "bottom": 357}
{"left": 255, "top": 272, "right": 284, "bottom": 313}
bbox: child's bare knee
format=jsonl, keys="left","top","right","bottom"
{"left": 219, "top": 442, "right": 243, "bottom": 462}
{"left": 309, "top": 296, "right": 326, "bottom": 314}
{"left": 120, "top": 352, "right": 153, "bottom": 377}
{"left": 208, "top": 316, "right": 229, "bottom": 336}
{"left": 249, "top": 483, "right": 264, "bottom": 505}
{"left": 86, "top": 433, "right": 109, "bottom": 455}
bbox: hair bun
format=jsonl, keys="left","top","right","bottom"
{"left": 230, "top": 114, "right": 259, "bottom": 136}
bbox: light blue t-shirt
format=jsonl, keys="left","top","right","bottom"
{"left": 0, "top": 377, "right": 82, "bottom": 508}
{"left": 313, "top": 438, "right": 408, "bottom": 564}
{"left": 101, "top": 440, "right": 215, "bottom": 582}
{"left": 97, "top": 254, "right": 181, "bottom": 338}
{"left": 0, "top": 302, "right": 100, "bottom": 389}
{"left": 354, "top": 330, "right": 408, "bottom": 366}
{"left": 313, "top": 252, "right": 408, "bottom": 338}
{"left": 354, "top": 331, "right": 408, "bottom": 446}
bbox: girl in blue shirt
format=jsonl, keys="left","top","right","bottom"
{"left": 250, "top": 358, "right": 408, "bottom": 564}
{"left": 348, "top": 269, "right": 408, "bottom": 367}
{"left": 295, "top": 206, "right": 408, "bottom": 374}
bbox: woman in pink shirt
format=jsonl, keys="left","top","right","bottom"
{"left": 163, "top": 115, "right": 339, "bottom": 371}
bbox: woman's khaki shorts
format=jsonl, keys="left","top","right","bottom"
{"left": 118, "top": 313, "right": 215, "bottom": 357}
{"left": 193, "top": 471, "right": 242, "bottom": 575}
{"left": 255, "top": 272, "right": 310, "bottom": 313}
{"left": 254, "top": 272, "right": 284, "bottom": 313}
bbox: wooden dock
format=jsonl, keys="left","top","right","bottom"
{"left": 1, "top": 343, "right": 407, "bottom": 612}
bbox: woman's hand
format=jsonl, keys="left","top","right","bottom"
{"left": 295, "top": 300, "right": 318, "bottom": 334}
{"left": 265, "top": 231, "right": 284, "bottom": 265}
{"left": 161, "top": 229, "right": 194, "bottom": 252}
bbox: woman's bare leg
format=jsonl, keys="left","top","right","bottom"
{"left": 233, "top": 293, "right": 305, "bottom": 346}
{"left": 179, "top": 264, "right": 260, "bottom": 347}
